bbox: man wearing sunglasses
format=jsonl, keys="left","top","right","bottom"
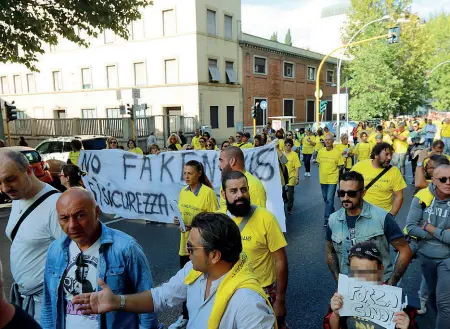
{"left": 41, "top": 188, "right": 158, "bottom": 329}
{"left": 326, "top": 171, "right": 411, "bottom": 287}
{"left": 406, "top": 164, "right": 450, "bottom": 329}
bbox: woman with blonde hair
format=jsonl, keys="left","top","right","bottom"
{"left": 148, "top": 144, "right": 160, "bottom": 155}
{"left": 106, "top": 137, "right": 119, "bottom": 149}
{"left": 167, "top": 133, "right": 182, "bottom": 151}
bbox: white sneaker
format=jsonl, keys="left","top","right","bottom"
{"left": 304, "top": 172, "right": 308, "bottom": 177}
{"left": 417, "top": 300, "right": 427, "bottom": 315}
{"left": 168, "top": 316, "right": 188, "bottom": 329}
{"left": 307, "top": 172, "right": 311, "bottom": 177}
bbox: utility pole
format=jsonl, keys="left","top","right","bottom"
{"left": 0, "top": 99, "right": 6, "bottom": 143}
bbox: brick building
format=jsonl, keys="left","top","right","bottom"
{"left": 240, "top": 33, "right": 339, "bottom": 128}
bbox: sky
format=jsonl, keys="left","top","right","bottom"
{"left": 241, "top": 0, "right": 450, "bottom": 54}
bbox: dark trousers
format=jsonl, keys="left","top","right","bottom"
{"left": 353, "top": 137, "right": 358, "bottom": 145}
{"left": 180, "top": 255, "right": 190, "bottom": 319}
{"left": 411, "top": 157, "right": 418, "bottom": 179}
{"left": 287, "top": 185, "right": 295, "bottom": 211}
{"left": 303, "top": 154, "right": 312, "bottom": 173}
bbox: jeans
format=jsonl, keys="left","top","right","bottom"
{"left": 320, "top": 184, "right": 337, "bottom": 219}
{"left": 419, "top": 254, "right": 450, "bottom": 329}
{"left": 287, "top": 185, "right": 295, "bottom": 212}
{"left": 443, "top": 137, "right": 450, "bottom": 155}
{"left": 426, "top": 138, "right": 434, "bottom": 150}
{"left": 392, "top": 153, "right": 406, "bottom": 176}
{"left": 303, "top": 154, "right": 312, "bottom": 173}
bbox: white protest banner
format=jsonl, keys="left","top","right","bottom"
{"left": 337, "top": 274, "right": 402, "bottom": 329}
{"left": 79, "top": 141, "right": 286, "bottom": 231}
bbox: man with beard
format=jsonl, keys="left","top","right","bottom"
{"left": 218, "top": 170, "right": 289, "bottom": 328}
{"left": 326, "top": 171, "right": 412, "bottom": 286}
{"left": 351, "top": 142, "right": 406, "bottom": 216}
{"left": 218, "top": 146, "right": 266, "bottom": 209}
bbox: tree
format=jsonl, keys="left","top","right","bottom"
{"left": 270, "top": 32, "right": 278, "bottom": 42}
{"left": 0, "top": 0, "right": 153, "bottom": 71}
{"left": 285, "top": 29, "right": 293, "bottom": 46}
{"left": 342, "top": 0, "right": 431, "bottom": 119}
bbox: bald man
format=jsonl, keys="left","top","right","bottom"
{"left": 1, "top": 149, "right": 62, "bottom": 322}
{"left": 218, "top": 146, "right": 267, "bottom": 209}
{"left": 41, "top": 188, "right": 158, "bottom": 329}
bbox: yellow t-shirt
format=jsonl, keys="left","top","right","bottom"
{"left": 278, "top": 139, "right": 285, "bottom": 152}
{"left": 129, "top": 147, "right": 144, "bottom": 155}
{"left": 441, "top": 124, "right": 450, "bottom": 138}
{"left": 218, "top": 206, "right": 287, "bottom": 287}
{"left": 316, "top": 147, "right": 344, "bottom": 184}
{"left": 368, "top": 132, "right": 392, "bottom": 146}
{"left": 192, "top": 136, "right": 201, "bottom": 150}
{"left": 314, "top": 136, "right": 325, "bottom": 152}
{"left": 393, "top": 130, "right": 410, "bottom": 154}
{"left": 178, "top": 184, "right": 218, "bottom": 256}
{"left": 285, "top": 151, "right": 301, "bottom": 186}
{"left": 301, "top": 136, "right": 315, "bottom": 154}
{"left": 419, "top": 121, "right": 425, "bottom": 129}
{"left": 233, "top": 142, "right": 253, "bottom": 149}
{"left": 68, "top": 151, "right": 80, "bottom": 165}
{"left": 335, "top": 143, "right": 354, "bottom": 169}
{"left": 351, "top": 159, "right": 406, "bottom": 211}
{"left": 220, "top": 171, "right": 267, "bottom": 209}
{"left": 354, "top": 142, "right": 372, "bottom": 162}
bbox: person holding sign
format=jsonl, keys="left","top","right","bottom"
{"left": 73, "top": 213, "right": 276, "bottom": 329}
{"left": 172, "top": 160, "right": 218, "bottom": 329}
{"left": 127, "top": 139, "right": 143, "bottom": 155}
{"left": 323, "top": 242, "right": 416, "bottom": 329}
{"left": 167, "top": 134, "right": 182, "bottom": 151}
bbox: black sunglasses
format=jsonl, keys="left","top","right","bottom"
{"left": 436, "top": 177, "right": 450, "bottom": 184}
{"left": 337, "top": 189, "right": 362, "bottom": 198}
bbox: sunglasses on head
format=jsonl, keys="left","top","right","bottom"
{"left": 337, "top": 189, "right": 362, "bottom": 198}
{"left": 435, "top": 177, "right": 450, "bottom": 183}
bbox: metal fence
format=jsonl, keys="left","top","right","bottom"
{"left": 81, "top": 118, "right": 124, "bottom": 138}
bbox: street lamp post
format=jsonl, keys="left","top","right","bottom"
{"left": 335, "top": 15, "right": 391, "bottom": 139}
{"left": 426, "top": 60, "right": 450, "bottom": 82}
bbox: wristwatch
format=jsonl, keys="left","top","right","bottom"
{"left": 119, "top": 295, "right": 126, "bottom": 309}
{"left": 417, "top": 161, "right": 423, "bottom": 167}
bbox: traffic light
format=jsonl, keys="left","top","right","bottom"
{"left": 387, "top": 26, "right": 400, "bottom": 44}
{"left": 5, "top": 102, "right": 17, "bottom": 122}
{"left": 127, "top": 104, "right": 134, "bottom": 120}
{"left": 252, "top": 102, "right": 260, "bottom": 119}
{"left": 320, "top": 101, "right": 328, "bottom": 114}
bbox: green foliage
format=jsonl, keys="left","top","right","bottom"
{"left": 270, "top": 32, "right": 278, "bottom": 42}
{"left": 342, "top": 0, "right": 433, "bottom": 119}
{"left": 0, "top": 0, "right": 153, "bottom": 71}
{"left": 285, "top": 29, "right": 292, "bottom": 46}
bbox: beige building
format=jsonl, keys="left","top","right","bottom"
{"left": 0, "top": 0, "right": 243, "bottom": 140}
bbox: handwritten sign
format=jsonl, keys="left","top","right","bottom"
{"left": 338, "top": 274, "right": 402, "bottom": 329}
{"left": 79, "top": 142, "right": 286, "bottom": 231}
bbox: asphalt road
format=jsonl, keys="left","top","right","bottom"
{"left": 0, "top": 163, "right": 436, "bottom": 328}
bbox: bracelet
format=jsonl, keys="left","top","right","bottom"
{"left": 423, "top": 222, "right": 429, "bottom": 232}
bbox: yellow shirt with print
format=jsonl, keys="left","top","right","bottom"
{"left": 129, "top": 147, "right": 144, "bottom": 155}
{"left": 68, "top": 151, "right": 80, "bottom": 165}
{"left": 314, "top": 136, "right": 325, "bottom": 152}
{"left": 316, "top": 147, "right": 344, "bottom": 184}
{"left": 335, "top": 143, "right": 354, "bottom": 169}
{"left": 219, "top": 171, "right": 267, "bottom": 209}
{"left": 393, "top": 130, "right": 409, "bottom": 154}
{"left": 351, "top": 159, "right": 406, "bottom": 211}
{"left": 285, "top": 151, "right": 301, "bottom": 186}
{"left": 301, "top": 136, "right": 315, "bottom": 154}
{"left": 192, "top": 136, "right": 201, "bottom": 150}
{"left": 441, "top": 124, "right": 450, "bottom": 138}
{"left": 217, "top": 206, "right": 287, "bottom": 287}
{"left": 354, "top": 142, "right": 372, "bottom": 162}
{"left": 178, "top": 184, "right": 218, "bottom": 256}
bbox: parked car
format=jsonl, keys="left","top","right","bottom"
{"left": 5, "top": 146, "right": 53, "bottom": 184}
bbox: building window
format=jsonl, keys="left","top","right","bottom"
{"left": 327, "top": 70, "right": 334, "bottom": 84}
{"left": 284, "top": 62, "right": 294, "bottom": 78}
{"left": 104, "top": 29, "right": 115, "bottom": 43}
{"left": 107, "top": 108, "right": 120, "bottom": 118}
{"left": 306, "top": 100, "right": 315, "bottom": 122}
{"left": 210, "top": 106, "right": 219, "bottom": 129}
{"left": 307, "top": 66, "right": 316, "bottom": 81}
{"left": 283, "top": 99, "right": 294, "bottom": 123}
{"left": 254, "top": 56, "right": 267, "bottom": 75}
{"left": 134, "top": 62, "right": 146, "bottom": 86}
{"left": 163, "top": 9, "right": 176, "bottom": 36}
{"left": 26, "top": 73, "right": 36, "bottom": 93}
{"left": 227, "top": 106, "right": 234, "bottom": 128}
{"left": 208, "top": 59, "right": 221, "bottom": 83}
{"left": 52, "top": 71, "right": 62, "bottom": 91}
{"left": 225, "top": 61, "right": 237, "bottom": 84}
{"left": 81, "top": 68, "right": 92, "bottom": 89}
{"left": 13, "top": 75, "right": 22, "bottom": 94}
{"left": 49, "top": 44, "right": 56, "bottom": 52}
{"left": 106, "top": 65, "right": 118, "bottom": 88}
{"left": 16, "top": 111, "right": 26, "bottom": 119}
{"left": 131, "top": 19, "right": 145, "bottom": 40}
{"left": 165, "top": 59, "right": 178, "bottom": 84}
{"left": 255, "top": 98, "right": 267, "bottom": 126}
{"left": 207, "top": 9, "right": 216, "bottom": 35}
{"left": 224, "top": 15, "right": 233, "bottom": 39}
{"left": 0, "top": 76, "right": 8, "bottom": 94}
{"left": 82, "top": 109, "right": 96, "bottom": 118}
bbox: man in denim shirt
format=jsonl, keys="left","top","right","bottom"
{"left": 41, "top": 188, "right": 158, "bottom": 329}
